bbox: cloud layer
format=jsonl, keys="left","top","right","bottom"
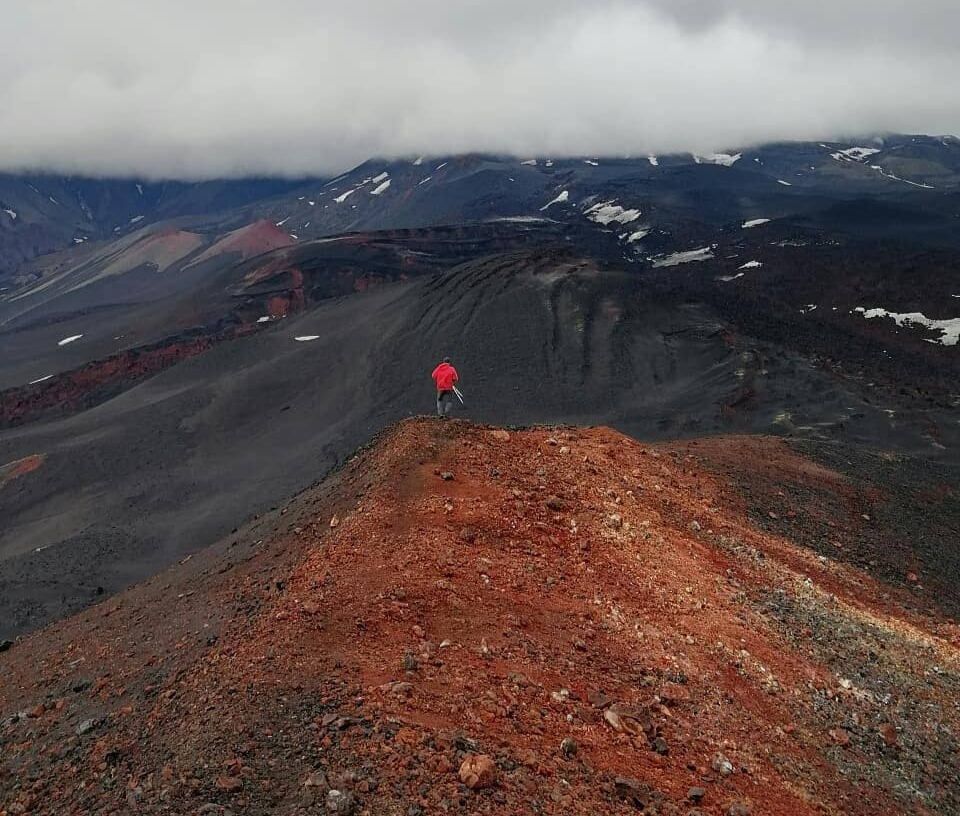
{"left": 1, "top": 0, "right": 958, "bottom": 179}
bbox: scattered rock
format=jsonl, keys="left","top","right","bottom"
{"left": 0, "top": 639, "right": 13, "bottom": 653}
{"left": 27, "top": 704, "right": 44, "bottom": 719}
{"left": 329, "top": 515, "right": 340, "bottom": 528}
{"left": 403, "top": 650, "right": 419, "bottom": 672}
{"left": 613, "top": 777, "right": 656, "bottom": 809}
{"left": 878, "top": 723, "right": 898, "bottom": 748}
{"left": 829, "top": 728, "right": 851, "bottom": 748}
{"left": 560, "top": 738, "right": 578, "bottom": 758}
{"left": 302, "top": 600, "right": 321, "bottom": 615}
{"left": 603, "top": 703, "right": 653, "bottom": 738}
{"left": 906, "top": 572, "right": 918, "bottom": 584}
{"left": 711, "top": 753, "right": 734, "bottom": 776}
{"left": 490, "top": 430, "right": 511, "bottom": 442}
{"left": 728, "top": 801, "right": 752, "bottom": 816}
{"left": 606, "top": 514, "right": 622, "bottom": 529}
{"left": 547, "top": 437, "right": 559, "bottom": 446}
{"left": 75, "top": 718, "right": 96, "bottom": 736}
{"left": 545, "top": 495, "right": 567, "bottom": 511}
{"left": 688, "top": 786, "right": 706, "bottom": 803}
{"left": 458, "top": 754, "right": 496, "bottom": 789}
{"left": 459, "top": 527, "right": 477, "bottom": 543}
{"left": 215, "top": 775, "right": 242, "bottom": 794}
{"left": 559, "top": 446, "right": 570, "bottom": 455}
{"left": 439, "top": 471, "right": 455, "bottom": 481}
{"left": 326, "top": 789, "right": 356, "bottom": 815}
{"left": 688, "top": 520, "right": 701, "bottom": 532}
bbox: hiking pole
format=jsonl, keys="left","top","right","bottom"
{"left": 453, "top": 385, "right": 465, "bottom": 404}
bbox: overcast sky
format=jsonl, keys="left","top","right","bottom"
{"left": 2, "top": 1, "right": 958, "bottom": 179}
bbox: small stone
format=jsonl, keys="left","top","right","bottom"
{"left": 490, "top": 430, "right": 511, "bottom": 442}
{"left": 906, "top": 572, "right": 918, "bottom": 584}
{"left": 0, "top": 639, "right": 13, "bottom": 653}
{"left": 546, "top": 495, "right": 566, "bottom": 511}
{"left": 302, "top": 601, "right": 321, "bottom": 615}
{"left": 547, "top": 437, "right": 559, "bottom": 446}
{"left": 688, "top": 787, "right": 706, "bottom": 803}
{"left": 215, "top": 776, "right": 243, "bottom": 794}
{"left": 728, "top": 801, "right": 752, "bottom": 816}
{"left": 711, "top": 753, "right": 734, "bottom": 776}
{"left": 613, "top": 777, "right": 653, "bottom": 809}
{"left": 559, "top": 446, "right": 570, "bottom": 455}
{"left": 326, "top": 789, "right": 356, "bottom": 815}
{"left": 439, "top": 471, "right": 455, "bottom": 481}
{"left": 329, "top": 515, "right": 340, "bottom": 528}
{"left": 688, "top": 520, "right": 701, "bottom": 532}
{"left": 829, "top": 728, "right": 851, "bottom": 748}
{"left": 458, "top": 754, "right": 496, "bottom": 789}
{"left": 606, "top": 514, "right": 622, "bottom": 529}
{"left": 27, "top": 704, "right": 44, "bottom": 719}
{"left": 560, "top": 738, "right": 577, "bottom": 758}
{"left": 652, "top": 736, "right": 669, "bottom": 755}
{"left": 76, "top": 718, "right": 96, "bottom": 736}
{"left": 459, "top": 528, "right": 477, "bottom": 543}
{"left": 878, "top": 723, "right": 898, "bottom": 748}
{"left": 402, "top": 650, "right": 419, "bottom": 672}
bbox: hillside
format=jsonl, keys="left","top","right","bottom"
{"left": 1, "top": 419, "right": 957, "bottom": 816}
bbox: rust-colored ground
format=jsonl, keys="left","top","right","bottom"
{"left": 1, "top": 419, "right": 957, "bottom": 816}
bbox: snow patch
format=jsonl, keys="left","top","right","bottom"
{"left": 799, "top": 304, "right": 818, "bottom": 314}
{"left": 417, "top": 176, "right": 433, "bottom": 186}
{"left": 435, "top": 162, "right": 448, "bottom": 171}
{"left": 257, "top": 316, "right": 271, "bottom": 323}
{"left": 2, "top": 208, "right": 16, "bottom": 221}
{"left": 371, "top": 172, "right": 389, "bottom": 184}
{"left": 739, "top": 260, "right": 763, "bottom": 269}
{"left": 72, "top": 237, "right": 87, "bottom": 244}
{"left": 584, "top": 159, "right": 599, "bottom": 166}
{"left": 625, "top": 229, "right": 650, "bottom": 243}
{"left": 308, "top": 200, "right": 315, "bottom": 206}
{"left": 540, "top": 190, "right": 569, "bottom": 210}
{"left": 717, "top": 272, "right": 744, "bottom": 282}
{"left": 829, "top": 147, "right": 881, "bottom": 162}
{"left": 333, "top": 189, "right": 356, "bottom": 204}
{"left": 742, "top": 218, "right": 770, "bottom": 228}
{"left": 777, "top": 179, "right": 792, "bottom": 186}
{"left": 854, "top": 307, "right": 960, "bottom": 346}
{"left": 58, "top": 334, "right": 83, "bottom": 346}
{"left": 520, "top": 159, "right": 538, "bottom": 166}
{"left": 129, "top": 215, "right": 145, "bottom": 224}
{"left": 647, "top": 155, "right": 659, "bottom": 166}
{"left": 136, "top": 183, "right": 143, "bottom": 196}
{"left": 370, "top": 179, "right": 391, "bottom": 195}
{"left": 276, "top": 216, "right": 291, "bottom": 226}
{"left": 48, "top": 196, "right": 59, "bottom": 205}
{"left": 413, "top": 156, "right": 424, "bottom": 166}
{"left": 697, "top": 153, "right": 742, "bottom": 166}
{"left": 294, "top": 335, "right": 320, "bottom": 342}
{"left": 868, "top": 165, "right": 934, "bottom": 189}
{"left": 29, "top": 374, "right": 53, "bottom": 385}
{"left": 584, "top": 200, "right": 641, "bottom": 225}
{"left": 545, "top": 160, "right": 554, "bottom": 167}
{"left": 652, "top": 247, "right": 714, "bottom": 267}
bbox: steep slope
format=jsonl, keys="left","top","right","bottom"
{"left": 1, "top": 419, "right": 957, "bottom": 816}
{"left": 1, "top": 219, "right": 958, "bottom": 640}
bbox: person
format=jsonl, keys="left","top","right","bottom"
{"left": 432, "top": 357, "right": 459, "bottom": 417}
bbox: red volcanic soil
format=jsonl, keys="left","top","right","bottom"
{"left": 0, "top": 326, "right": 257, "bottom": 429}
{"left": 0, "top": 454, "right": 43, "bottom": 490}
{"left": 191, "top": 220, "right": 296, "bottom": 266}
{"left": 1, "top": 420, "right": 957, "bottom": 815}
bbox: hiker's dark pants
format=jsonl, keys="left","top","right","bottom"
{"left": 437, "top": 390, "right": 453, "bottom": 416}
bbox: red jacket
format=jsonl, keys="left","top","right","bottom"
{"left": 432, "top": 362, "right": 458, "bottom": 392}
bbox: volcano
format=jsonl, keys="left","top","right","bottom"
{"left": 1, "top": 418, "right": 957, "bottom": 815}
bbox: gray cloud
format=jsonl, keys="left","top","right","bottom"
{"left": 1, "top": 0, "right": 958, "bottom": 179}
